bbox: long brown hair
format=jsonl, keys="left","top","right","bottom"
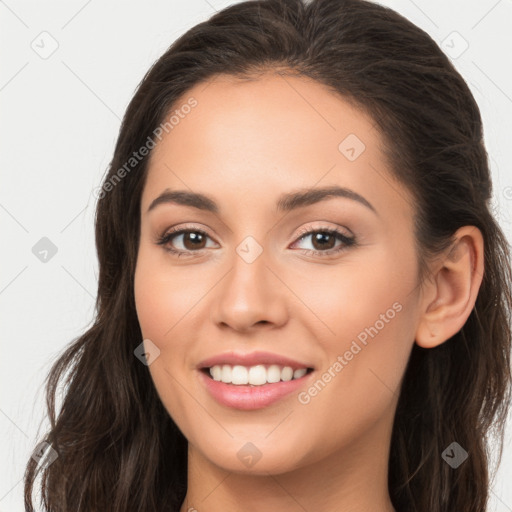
{"left": 24, "top": 0, "right": 512, "bottom": 510}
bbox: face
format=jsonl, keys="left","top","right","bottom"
{"left": 134, "top": 72, "right": 423, "bottom": 475}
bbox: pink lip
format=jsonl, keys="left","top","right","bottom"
{"left": 198, "top": 369, "right": 313, "bottom": 410}
{"left": 197, "top": 350, "right": 314, "bottom": 371}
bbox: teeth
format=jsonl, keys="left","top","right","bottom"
{"left": 293, "top": 368, "right": 307, "bottom": 379}
{"left": 208, "top": 364, "right": 309, "bottom": 386}
{"left": 267, "top": 364, "right": 281, "bottom": 383}
{"left": 211, "top": 365, "right": 222, "bottom": 381}
{"left": 281, "top": 366, "right": 293, "bottom": 381}
{"left": 248, "top": 365, "right": 267, "bottom": 385}
{"left": 231, "top": 365, "right": 248, "bottom": 385}
{"left": 221, "top": 365, "right": 232, "bottom": 383}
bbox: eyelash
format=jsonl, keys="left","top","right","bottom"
{"left": 156, "top": 225, "right": 356, "bottom": 258}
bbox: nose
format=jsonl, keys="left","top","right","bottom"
{"left": 209, "top": 246, "right": 288, "bottom": 333}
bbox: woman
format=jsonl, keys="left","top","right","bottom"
{"left": 24, "top": 0, "right": 512, "bottom": 510}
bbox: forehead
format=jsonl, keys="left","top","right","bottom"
{"left": 141, "top": 72, "right": 414, "bottom": 225}
{"left": 158, "top": 71, "right": 377, "bottom": 153}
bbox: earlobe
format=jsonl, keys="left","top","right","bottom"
{"left": 415, "top": 226, "right": 484, "bottom": 349}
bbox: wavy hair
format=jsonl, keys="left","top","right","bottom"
{"left": 24, "top": 0, "right": 512, "bottom": 510}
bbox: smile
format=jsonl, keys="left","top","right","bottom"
{"left": 206, "top": 364, "right": 312, "bottom": 386}
{"left": 197, "top": 351, "right": 315, "bottom": 409}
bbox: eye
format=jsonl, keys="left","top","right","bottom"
{"left": 290, "top": 226, "right": 356, "bottom": 257}
{"left": 156, "top": 226, "right": 218, "bottom": 257}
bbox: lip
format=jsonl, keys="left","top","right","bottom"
{"left": 197, "top": 350, "right": 314, "bottom": 371}
{"left": 198, "top": 369, "right": 314, "bottom": 410}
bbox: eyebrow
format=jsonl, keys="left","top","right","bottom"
{"left": 146, "top": 186, "right": 377, "bottom": 216}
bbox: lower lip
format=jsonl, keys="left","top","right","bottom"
{"left": 199, "top": 370, "right": 312, "bottom": 410}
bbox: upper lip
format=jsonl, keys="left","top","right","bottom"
{"left": 197, "top": 351, "right": 314, "bottom": 371}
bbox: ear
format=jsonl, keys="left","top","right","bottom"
{"left": 415, "top": 226, "right": 485, "bottom": 348}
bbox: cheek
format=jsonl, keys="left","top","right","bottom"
{"left": 288, "top": 241, "right": 417, "bottom": 349}
{"left": 291, "top": 243, "right": 418, "bottom": 410}
{"left": 134, "top": 244, "right": 206, "bottom": 344}
{"left": 133, "top": 250, "right": 202, "bottom": 425}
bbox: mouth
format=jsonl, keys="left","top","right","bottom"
{"left": 196, "top": 352, "right": 316, "bottom": 410}
{"left": 200, "top": 364, "right": 314, "bottom": 386}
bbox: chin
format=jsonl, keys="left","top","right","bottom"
{"left": 189, "top": 433, "right": 313, "bottom": 476}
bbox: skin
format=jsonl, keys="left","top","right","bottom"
{"left": 134, "top": 72, "right": 484, "bottom": 512}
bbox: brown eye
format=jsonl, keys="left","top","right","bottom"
{"left": 292, "top": 227, "right": 356, "bottom": 257}
{"left": 181, "top": 231, "right": 207, "bottom": 250}
{"left": 309, "top": 231, "right": 337, "bottom": 251}
{"left": 156, "top": 228, "right": 217, "bottom": 256}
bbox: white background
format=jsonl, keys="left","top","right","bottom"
{"left": 1, "top": 0, "right": 511, "bottom": 510}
